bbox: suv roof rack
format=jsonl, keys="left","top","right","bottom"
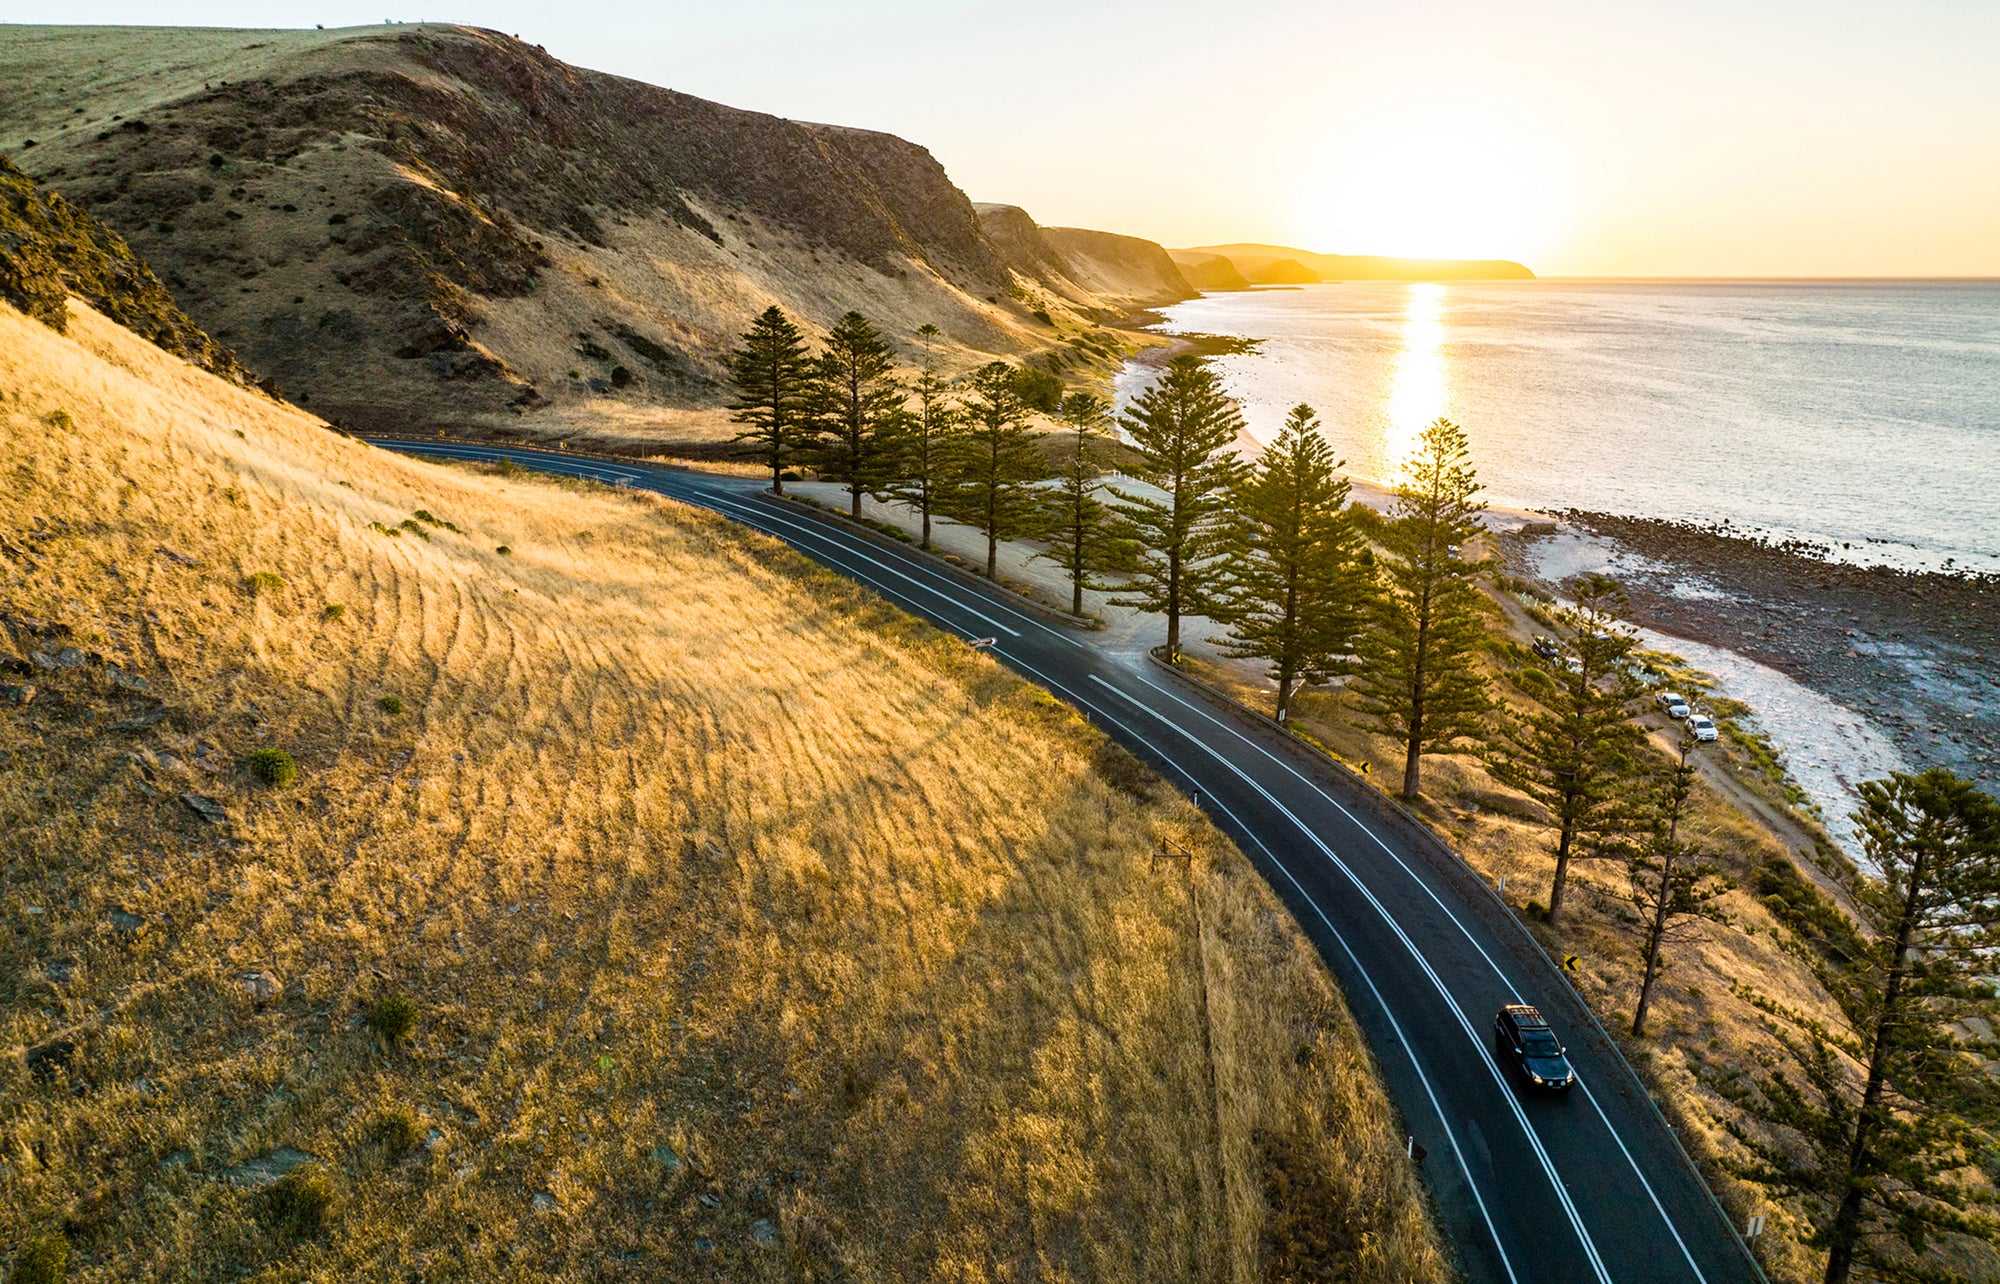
{"left": 1502, "top": 1004, "right": 1549, "bottom": 1027}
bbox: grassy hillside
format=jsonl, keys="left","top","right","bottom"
{"left": 0, "top": 298, "right": 1448, "bottom": 1281}
{"left": 0, "top": 157, "right": 253, "bottom": 387}
{"left": 0, "top": 25, "right": 1188, "bottom": 448}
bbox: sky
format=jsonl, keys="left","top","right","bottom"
{"left": 8, "top": 1, "right": 1998, "bottom": 276}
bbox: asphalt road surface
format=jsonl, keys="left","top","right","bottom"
{"left": 371, "top": 437, "right": 1765, "bottom": 1284}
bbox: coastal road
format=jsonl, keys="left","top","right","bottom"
{"left": 371, "top": 438, "right": 1764, "bottom": 1284}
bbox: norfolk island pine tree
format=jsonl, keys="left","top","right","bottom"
{"left": 1110, "top": 355, "right": 1247, "bottom": 660}
{"left": 942, "top": 361, "right": 1048, "bottom": 579}
{"left": 1726, "top": 769, "right": 2000, "bottom": 1283}
{"left": 1491, "top": 572, "right": 1648, "bottom": 924}
{"left": 1348, "top": 417, "right": 1492, "bottom": 801}
{"left": 892, "top": 323, "right": 957, "bottom": 550}
{"left": 723, "top": 305, "right": 816, "bottom": 495}
{"left": 808, "top": 310, "right": 908, "bottom": 518}
{"left": 1214, "top": 403, "right": 1371, "bottom": 722}
{"left": 1624, "top": 733, "right": 1733, "bottom": 1038}
{"left": 1035, "top": 392, "right": 1117, "bottom": 617}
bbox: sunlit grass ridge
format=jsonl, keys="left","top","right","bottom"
{"left": 0, "top": 301, "right": 1446, "bottom": 1280}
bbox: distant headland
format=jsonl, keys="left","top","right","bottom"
{"left": 1171, "top": 242, "right": 1535, "bottom": 287}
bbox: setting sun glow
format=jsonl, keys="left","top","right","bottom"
{"left": 1300, "top": 105, "right": 1568, "bottom": 263}
{"left": 1384, "top": 283, "right": 1449, "bottom": 477}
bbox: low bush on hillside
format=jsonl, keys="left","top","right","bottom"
{"left": 376, "top": 694, "right": 403, "bottom": 715}
{"left": 368, "top": 1107, "right": 423, "bottom": 1161}
{"left": 367, "top": 993, "right": 418, "bottom": 1043}
{"left": 264, "top": 1163, "right": 339, "bottom": 1237}
{"left": 12, "top": 1234, "right": 68, "bottom": 1284}
{"left": 243, "top": 570, "right": 285, "bottom": 596}
{"left": 243, "top": 746, "right": 298, "bottom": 787}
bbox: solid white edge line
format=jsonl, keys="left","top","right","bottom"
{"left": 991, "top": 656, "right": 1522, "bottom": 1284}
{"left": 690, "top": 493, "right": 1024, "bottom": 639}
{"left": 1088, "top": 674, "right": 1614, "bottom": 1284}
{"left": 383, "top": 439, "right": 1694, "bottom": 1282}
{"left": 1125, "top": 669, "right": 1714, "bottom": 1284}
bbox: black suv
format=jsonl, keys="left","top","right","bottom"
{"left": 1495, "top": 1004, "right": 1576, "bottom": 1092}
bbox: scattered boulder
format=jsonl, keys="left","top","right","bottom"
{"left": 108, "top": 909, "right": 145, "bottom": 935}
{"left": 106, "top": 665, "right": 150, "bottom": 691}
{"left": 111, "top": 704, "right": 169, "bottom": 732}
{"left": 241, "top": 970, "right": 282, "bottom": 1001}
{"left": 155, "top": 546, "right": 203, "bottom": 568}
{"left": 220, "top": 1147, "right": 315, "bottom": 1190}
{"left": 1, "top": 682, "right": 34, "bottom": 705}
{"left": 531, "top": 1191, "right": 557, "bottom": 1213}
{"left": 43, "top": 958, "right": 77, "bottom": 984}
{"left": 29, "top": 646, "right": 87, "bottom": 670}
{"left": 750, "top": 1218, "right": 778, "bottom": 1248}
{"left": 179, "top": 792, "right": 229, "bottom": 824}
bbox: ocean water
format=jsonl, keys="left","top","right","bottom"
{"left": 1122, "top": 280, "right": 2000, "bottom": 576}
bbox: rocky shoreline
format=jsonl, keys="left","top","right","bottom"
{"left": 1503, "top": 512, "right": 2000, "bottom": 796}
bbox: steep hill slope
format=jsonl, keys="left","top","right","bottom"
{"left": 975, "top": 203, "right": 1195, "bottom": 309}
{"left": 0, "top": 296, "right": 1446, "bottom": 1280}
{"left": 1174, "top": 243, "right": 1536, "bottom": 282}
{"left": 0, "top": 156, "right": 253, "bottom": 387}
{"left": 0, "top": 24, "right": 1188, "bottom": 445}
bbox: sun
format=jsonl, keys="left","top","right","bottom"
{"left": 1299, "top": 103, "right": 1567, "bottom": 261}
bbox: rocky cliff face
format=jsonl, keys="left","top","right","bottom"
{"left": 0, "top": 24, "right": 1189, "bottom": 441}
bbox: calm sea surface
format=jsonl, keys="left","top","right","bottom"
{"left": 1126, "top": 281, "right": 2000, "bottom": 575}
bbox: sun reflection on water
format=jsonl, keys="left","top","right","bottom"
{"left": 1383, "top": 283, "right": 1448, "bottom": 480}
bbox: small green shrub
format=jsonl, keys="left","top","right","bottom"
{"left": 495, "top": 545, "right": 512, "bottom": 556}
{"left": 321, "top": 603, "right": 346, "bottom": 621}
{"left": 43, "top": 408, "right": 75, "bottom": 433}
{"left": 398, "top": 519, "right": 431, "bottom": 541}
{"left": 376, "top": 695, "right": 403, "bottom": 715}
{"left": 265, "top": 1162, "right": 338, "bottom": 1236}
{"left": 370, "top": 1106, "right": 423, "bottom": 1158}
{"left": 244, "top": 570, "right": 286, "bottom": 596}
{"left": 369, "top": 521, "right": 400, "bottom": 537}
{"left": 244, "top": 747, "right": 298, "bottom": 787}
{"left": 368, "top": 993, "right": 418, "bottom": 1043}
{"left": 13, "top": 1233, "right": 69, "bottom": 1284}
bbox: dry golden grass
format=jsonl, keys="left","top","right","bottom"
{"left": 0, "top": 301, "right": 1448, "bottom": 1282}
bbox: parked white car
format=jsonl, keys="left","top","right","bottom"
{"left": 1656, "top": 691, "right": 1691, "bottom": 719}
{"left": 1688, "top": 713, "right": 1720, "bottom": 742}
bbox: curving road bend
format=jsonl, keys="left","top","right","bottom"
{"left": 371, "top": 438, "right": 1763, "bottom": 1284}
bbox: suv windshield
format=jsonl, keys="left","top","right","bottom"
{"left": 1520, "top": 1031, "right": 1562, "bottom": 1057}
